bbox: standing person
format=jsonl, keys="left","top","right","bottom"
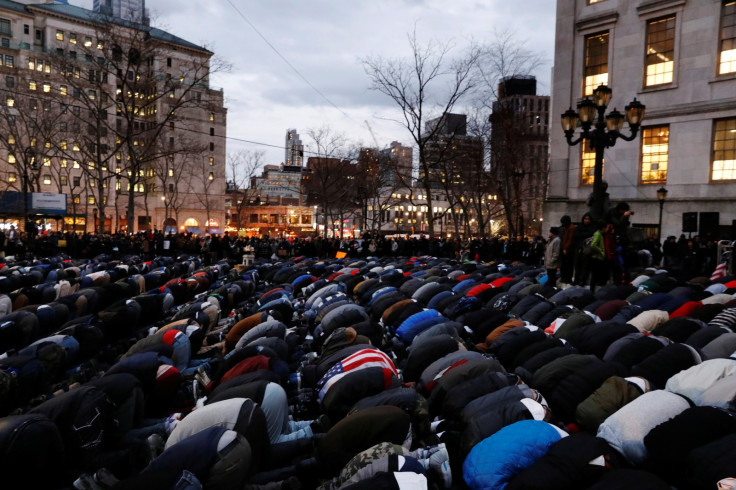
{"left": 559, "top": 215, "right": 576, "bottom": 286}
{"left": 590, "top": 220, "right": 612, "bottom": 291}
{"left": 573, "top": 212, "right": 595, "bottom": 285}
{"left": 662, "top": 235, "right": 680, "bottom": 270}
{"left": 586, "top": 180, "right": 611, "bottom": 220}
{"left": 544, "top": 227, "right": 561, "bottom": 287}
{"left": 605, "top": 202, "right": 634, "bottom": 247}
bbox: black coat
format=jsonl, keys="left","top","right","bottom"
{"left": 645, "top": 406, "right": 736, "bottom": 486}
{"left": 507, "top": 433, "right": 623, "bottom": 490}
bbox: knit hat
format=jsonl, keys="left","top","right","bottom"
{"left": 156, "top": 364, "right": 181, "bottom": 394}
{"left": 162, "top": 329, "right": 183, "bottom": 346}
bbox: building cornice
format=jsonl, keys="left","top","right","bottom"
{"left": 575, "top": 10, "right": 618, "bottom": 32}
{"left": 637, "top": 0, "right": 687, "bottom": 17}
{"left": 645, "top": 98, "right": 736, "bottom": 119}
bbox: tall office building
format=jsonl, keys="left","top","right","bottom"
{"left": 93, "top": 0, "right": 148, "bottom": 23}
{"left": 285, "top": 129, "right": 304, "bottom": 167}
{"left": 491, "top": 76, "right": 549, "bottom": 235}
{"left": 420, "top": 113, "right": 484, "bottom": 190}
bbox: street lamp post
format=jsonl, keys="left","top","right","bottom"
{"left": 22, "top": 148, "right": 38, "bottom": 234}
{"left": 561, "top": 85, "right": 646, "bottom": 219}
{"left": 513, "top": 167, "right": 525, "bottom": 237}
{"left": 657, "top": 187, "right": 668, "bottom": 242}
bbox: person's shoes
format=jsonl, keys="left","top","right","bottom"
{"left": 165, "top": 413, "right": 182, "bottom": 434}
{"left": 430, "top": 419, "right": 445, "bottom": 433}
{"left": 73, "top": 473, "right": 102, "bottom": 490}
{"left": 147, "top": 433, "right": 166, "bottom": 460}
{"left": 92, "top": 468, "right": 119, "bottom": 489}
{"left": 410, "top": 442, "right": 446, "bottom": 460}
{"left": 429, "top": 446, "right": 452, "bottom": 489}
{"left": 195, "top": 366, "right": 213, "bottom": 392}
{"left": 281, "top": 476, "right": 303, "bottom": 490}
{"left": 310, "top": 413, "right": 331, "bottom": 434}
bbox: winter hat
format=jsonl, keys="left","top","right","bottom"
{"left": 163, "top": 330, "right": 183, "bottom": 346}
{"left": 156, "top": 364, "right": 181, "bottom": 394}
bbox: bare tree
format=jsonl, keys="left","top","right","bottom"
{"left": 362, "top": 30, "right": 480, "bottom": 237}
{"left": 0, "top": 83, "right": 68, "bottom": 231}
{"left": 190, "top": 154, "right": 224, "bottom": 233}
{"left": 226, "top": 149, "right": 265, "bottom": 230}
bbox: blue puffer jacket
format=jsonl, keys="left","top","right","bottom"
{"left": 463, "top": 420, "right": 564, "bottom": 490}
{"left": 395, "top": 309, "right": 445, "bottom": 344}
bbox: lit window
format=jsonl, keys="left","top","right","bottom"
{"left": 84, "top": 37, "right": 92, "bottom": 47}
{"left": 645, "top": 16, "right": 676, "bottom": 86}
{"left": 60, "top": 85, "right": 67, "bottom": 96}
{"left": 580, "top": 141, "right": 601, "bottom": 185}
{"left": 641, "top": 126, "right": 669, "bottom": 183}
{"left": 73, "top": 195, "right": 80, "bottom": 204}
{"left": 72, "top": 142, "right": 80, "bottom": 151}
{"left": 8, "top": 154, "right": 15, "bottom": 163}
{"left": 70, "top": 32, "right": 76, "bottom": 44}
{"left": 712, "top": 118, "right": 736, "bottom": 180}
{"left": 584, "top": 32, "right": 609, "bottom": 95}
{"left": 209, "top": 157, "right": 214, "bottom": 166}
{"left": 28, "top": 59, "right": 35, "bottom": 70}
{"left": 43, "top": 174, "right": 51, "bottom": 185}
{"left": 168, "top": 168, "right": 174, "bottom": 177}
{"left": 60, "top": 159, "right": 68, "bottom": 168}
{"left": 88, "top": 89, "right": 96, "bottom": 100}
{"left": 29, "top": 80, "right": 36, "bottom": 90}
{"left": 43, "top": 83, "right": 50, "bottom": 93}
{"left": 6, "top": 95, "right": 13, "bottom": 107}
{"left": 56, "top": 30, "right": 63, "bottom": 41}
{"left": 8, "top": 173, "right": 16, "bottom": 183}
{"left": 61, "top": 175, "right": 67, "bottom": 185}
{"left": 88, "top": 162, "right": 96, "bottom": 170}
{"left": 209, "top": 112, "right": 215, "bottom": 122}
{"left": 719, "top": 1, "right": 736, "bottom": 75}
{"left": 88, "top": 195, "right": 95, "bottom": 204}
{"left": 43, "top": 157, "right": 51, "bottom": 167}
{"left": 97, "top": 41, "right": 103, "bottom": 50}
{"left": 208, "top": 172, "right": 214, "bottom": 181}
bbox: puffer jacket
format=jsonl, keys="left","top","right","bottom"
{"left": 463, "top": 420, "right": 565, "bottom": 490}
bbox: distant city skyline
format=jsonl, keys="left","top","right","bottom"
{"left": 73, "top": 0, "right": 557, "bottom": 166}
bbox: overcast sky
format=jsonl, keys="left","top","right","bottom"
{"left": 73, "top": 0, "right": 557, "bottom": 169}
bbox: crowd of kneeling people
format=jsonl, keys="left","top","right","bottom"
{"left": 1, "top": 247, "right": 736, "bottom": 490}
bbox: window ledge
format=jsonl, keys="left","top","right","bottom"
{"left": 639, "top": 83, "right": 678, "bottom": 94}
{"left": 709, "top": 73, "right": 736, "bottom": 84}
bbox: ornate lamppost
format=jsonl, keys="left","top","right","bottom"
{"left": 657, "top": 186, "right": 668, "bottom": 241}
{"left": 561, "top": 85, "right": 646, "bottom": 219}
